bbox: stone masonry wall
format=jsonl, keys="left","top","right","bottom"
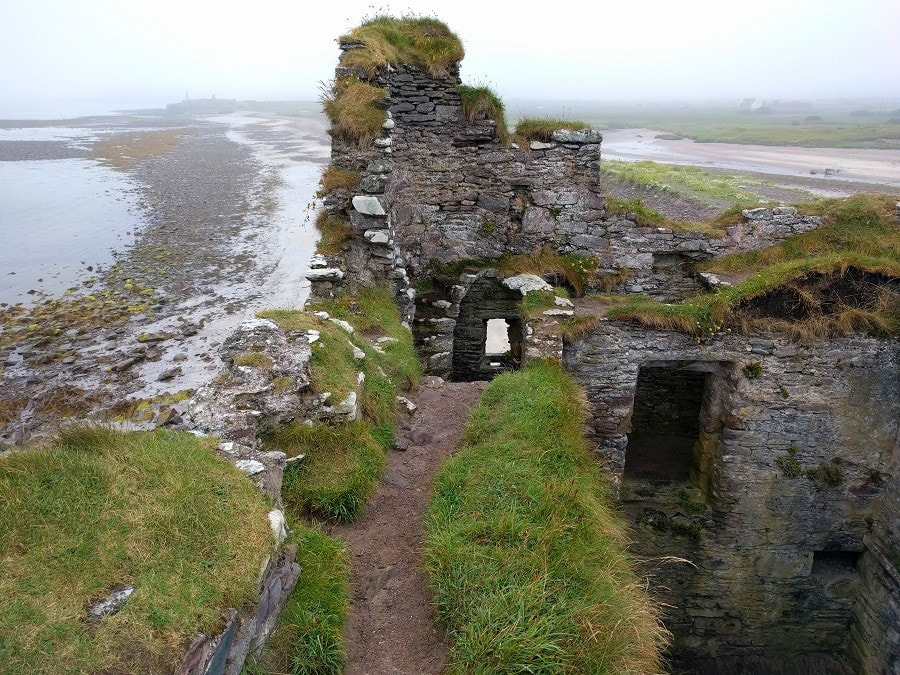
{"left": 564, "top": 320, "right": 899, "bottom": 670}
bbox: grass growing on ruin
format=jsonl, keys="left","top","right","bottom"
{"left": 0, "top": 427, "right": 272, "bottom": 674}
{"left": 519, "top": 287, "right": 570, "bottom": 317}
{"left": 340, "top": 16, "right": 464, "bottom": 77}
{"left": 271, "top": 422, "right": 387, "bottom": 522}
{"left": 319, "top": 165, "right": 361, "bottom": 192}
{"left": 424, "top": 361, "right": 668, "bottom": 673}
{"left": 322, "top": 76, "right": 388, "bottom": 147}
{"left": 605, "top": 196, "right": 900, "bottom": 339}
{"left": 514, "top": 118, "right": 589, "bottom": 142}
{"left": 459, "top": 85, "right": 508, "bottom": 142}
{"left": 314, "top": 212, "right": 355, "bottom": 255}
{"left": 260, "top": 287, "right": 420, "bottom": 520}
{"left": 247, "top": 526, "right": 349, "bottom": 675}
{"left": 601, "top": 159, "right": 782, "bottom": 206}
{"left": 499, "top": 247, "right": 597, "bottom": 296}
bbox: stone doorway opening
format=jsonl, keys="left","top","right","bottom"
{"left": 451, "top": 272, "right": 524, "bottom": 381}
{"left": 623, "top": 361, "right": 733, "bottom": 495}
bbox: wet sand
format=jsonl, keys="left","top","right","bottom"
{"left": 602, "top": 128, "right": 900, "bottom": 190}
{"left": 0, "top": 110, "right": 329, "bottom": 443}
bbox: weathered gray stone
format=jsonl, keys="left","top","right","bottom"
{"left": 352, "top": 195, "right": 387, "bottom": 216}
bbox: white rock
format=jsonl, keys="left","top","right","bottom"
{"left": 332, "top": 391, "right": 358, "bottom": 419}
{"left": 432, "top": 300, "right": 452, "bottom": 309}
{"left": 238, "top": 318, "right": 278, "bottom": 331}
{"left": 286, "top": 453, "right": 306, "bottom": 464}
{"left": 382, "top": 118, "right": 395, "bottom": 130}
{"left": 329, "top": 318, "right": 354, "bottom": 334}
{"left": 352, "top": 345, "right": 366, "bottom": 360}
{"left": 314, "top": 311, "right": 330, "bottom": 320}
{"left": 377, "top": 336, "right": 399, "bottom": 344}
{"left": 502, "top": 273, "right": 553, "bottom": 296}
{"left": 268, "top": 509, "right": 288, "bottom": 545}
{"left": 364, "top": 229, "right": 390, "bottom": 244}
{"left": 352, "top": 195, "right": 387, "bottom": 216}
{"left": 306, "top": 268, "right": 344, "bottom": 281}
{"left": 373, "top": 137, "right": 392, "bottom": 148}
{"left": 543, "top": 309, "right": 574, "bottom": 316}
{"left": 554, "top": 296, "right": 574, "bottom": 307}
{"left": 530, "top": 141, "right": 556, "bottom": 150}
{"left": 550, "top": 129, "right": 602, "bottom": 144}
{"left": 396, "top": 396, "right": 417, "bottom": 415}
{"left": 307, "top": 329, "right": 321, "bottom": 344}
{"left": 309, "top": 253, "right": 329, "bottom": 269}
{"left": 88, "top": 586, "right": 136, "bottom": 621}
{"left": 235, "top": 459, "right": 266, "bottom": 476}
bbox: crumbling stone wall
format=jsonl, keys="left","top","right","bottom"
{"left": 564, "top": 320, "right": 899, "bottom": 670}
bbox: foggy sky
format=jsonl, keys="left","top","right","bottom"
{"left": 2, "top": 0, "right": 898, "bottom": 109}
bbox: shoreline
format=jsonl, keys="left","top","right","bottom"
{"left": 0, "top": 110, "right": 328, "bottom": 443}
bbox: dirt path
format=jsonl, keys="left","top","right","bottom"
{"left": 330, "top": 376, "right": 487, "bottom": 675}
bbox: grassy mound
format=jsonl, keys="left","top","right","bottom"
{"left": 459, "top": 85, "right": 508, "bottom": 142}
{"left": 340, "top": 16, "right": 464, "bottom": 77}
{"left": 322, "top": 77, "right": 388, "bottom": 148}
{"left": 514, "top": 118, "right": 589, "bottom": 142}
{"left": 424, "top": 361, "right": 667, "bottom": 673}
{"left": 498, "top": 246, "right": 597, "bottom": 296}
{"left": 606, "top": 195, "right": 900, "bottom": 339}
{"left": 271, "top": 422, "right": 386, "bottom": 523}
{"left": 0, "top": 428, "right": 272, "bottom": 673}
{"left": 248, "top": 526, "right": 349, "bottom": 675}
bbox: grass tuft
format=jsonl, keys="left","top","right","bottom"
{"left": 514, "top": 118, "right": 589, "bottom": 142}
{"left": 0, "top": 428, "right": 272, "bottom": 674}
{"left": 340, "top": 16, "right": 464, "bottom": 77}
{"left": 424, "top": 361, "right": 668, "bottom": 673}
{"left": 314, "top": 211, "right": 355, "bottom": 255}
{"left": 322, "top": 77, "right": 388, "bottom": 148}
{"left": 459, "top": 85, "right": 508, "bottom": 143}
{"left": 499, "top": 247, "right": 597, "bottom": 297}
{"left": 319, "top": 165, "right": 361, "bottom": 193}
{"left": 270, "top": 423, "right": 386, "bottom": 522}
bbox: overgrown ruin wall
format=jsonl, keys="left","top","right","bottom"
{"left": 564, "top": 321, "right": 899, "bottom": 670}
{"left": 311, "top": 42, "right": 900, "bottom": 673}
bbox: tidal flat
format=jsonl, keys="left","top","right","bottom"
{"left": 0, "top": 108, "right": 329, "bottom": 443}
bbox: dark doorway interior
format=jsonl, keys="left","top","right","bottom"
{"left": 624, "top": 366, "right": 708, "bottom": 483}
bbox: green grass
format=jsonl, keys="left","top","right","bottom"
{"left": 321, "top": 77, "right": 388, "bottom": 148}
{"left": 0, "top": 427, "right": 272, "bottom": 674}
{"left": 605, "top": 195, "right": 900, "bottom": 338}
{"left": 247, "top": 526, "right": 349, "bottom": 675}
{"left": 260, "top": 287, "right": 421, "bottom": 521}
{"left": 340, "top": 15, "right": 464, "bottom": 77}
{"left": 604, "top": 195, "right": 669, "bottom": 227}
{"left": 424, "top": 361, "right": 668, "bottom": 673}
{"left": 270, "top": 422, "right": 386, "bottom": 523}
{"left": 514, "top": 118, "right": 589, "bottom": 142}
{"left": 601, "top": 159, "right": 784, "bottom": 206}
{"left": 459, "top": 85, "right": 508, "bottom": 143}
{"left": 519, "top": 287, "right": 569, "bottom": 318}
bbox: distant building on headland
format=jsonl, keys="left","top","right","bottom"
{"left": 736, "top": 97, "right": 762, "bottom": 111}
{"left": 166, "top": 94, "right": 237, "bottom": 115}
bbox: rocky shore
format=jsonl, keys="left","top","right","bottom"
{"left": 0, "top": 110, "right": 329, "bottom": 445}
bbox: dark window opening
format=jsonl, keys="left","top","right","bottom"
{"left": 812, "top": 550, "right": 862, "bottom": 576}
{"left": 450, "top": 274, "right": 525, "bottom": 381}
{"left": 624, "top": 366, "right": 708, "bottom": 483}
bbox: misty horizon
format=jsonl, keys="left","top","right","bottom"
{"left": 2, "top": 0, "right": 898, "bottom": 113}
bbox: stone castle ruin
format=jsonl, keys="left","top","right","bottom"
{"left": 307, "top": 27, "right": 899, "bottom": 673}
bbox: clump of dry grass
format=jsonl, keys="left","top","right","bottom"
{"left": 319, "top": 165, "right": 361, "bottom": 192}
{"left": 458, "top": 85, "right": 508, "bottom": 143}
{"left": 514, "top": 118, "right": 589, "bottom": 142}
{"left": 322, "top": 77, "right": 388, "bottom": 148}
{"left": 315, "top": 211, "right": 355, "bottom": 255}
{"left": 340, "top": 16, "right": 464, "bottom": 77}
{"left": 499, "top": 247, "right": 596, "bottom": 296}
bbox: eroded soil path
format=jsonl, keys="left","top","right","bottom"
{"left": 330, "top": 377, "right": 487, "bottom": 675}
